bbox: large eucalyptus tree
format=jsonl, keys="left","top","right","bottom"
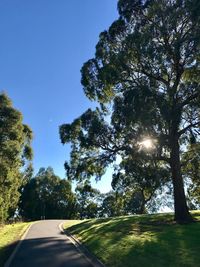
{"left": 60, "top": 0, "right": 200, "bottom": 223}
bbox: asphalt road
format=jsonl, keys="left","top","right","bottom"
{"left": 8, "top": 220, "right": 93, "bottom": 267}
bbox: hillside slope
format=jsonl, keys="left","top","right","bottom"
{"left": 64, "top": 211, "right": 200, "bottom": 267}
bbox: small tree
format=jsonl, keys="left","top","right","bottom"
{"left": 99, "top": 191, "right": 125, "bottom": 217}
{"left": 75, "top": 181, "right": 100, "bottom": 219}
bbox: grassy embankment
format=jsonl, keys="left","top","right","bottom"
{"left": 0, "top": 222, "right": 32, "bottom": 267}
{"left": 64, "top": 211, "right": 200, "bottom": 267}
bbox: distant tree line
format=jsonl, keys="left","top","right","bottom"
{"left": 19, "top": 166, "right": 199, "bottom": 221}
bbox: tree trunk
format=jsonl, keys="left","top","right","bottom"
{"left": 170, "top": 137, "right": 193, "bottom": 223}
{"left": 139, "top": 190, "right": 146, "bottom": 214}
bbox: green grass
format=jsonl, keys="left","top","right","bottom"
{"left": 64, "top": 211, "right": 200, "bottom": 267}
{"left": 0, "top": 222, "right": 32, "bottom": 267}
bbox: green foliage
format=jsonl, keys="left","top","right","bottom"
{"left": 60, "top": 108, "right": 115, "bottom": 181}
{"left": 99, "top": 191, "right": 125, "bottom": 217}
{"left": 0, "top": 93, "right": 33, "bottom": 222}
{"left": 182, "top": 143, "right": 200, "bottom": 207}
{"left": 19, "top": 167, "right": 77, "bottom": 220}
{"left": 60, "top": 0, "right": 200, "bottom": 223}
{"left": 75, "top": 181, "right": 100, "bottom": 219}
{"left": 112, "top": 158, "right": 171, "bottom": 213}
{"left": 64, "top": 211, "right": 200, "bottom": 267}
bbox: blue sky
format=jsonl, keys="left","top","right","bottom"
{"left": 0, "top": 0, "right": 118, "bottom": 192}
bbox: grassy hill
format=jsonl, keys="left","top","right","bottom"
{"left": 64, "top": 211, "right": 200, "bottom": 267}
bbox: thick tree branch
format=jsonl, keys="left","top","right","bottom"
{"left": 140, "top": 67, "right": 169, "bottom": 87}
{"left": 181, "top": 91, "right": 200, "bottom": 108}
{"left": 178, "top": 121, "right": 200, "bottom": 136}
{"left": 154, "top": 155, "right": 170, "bottom": 163}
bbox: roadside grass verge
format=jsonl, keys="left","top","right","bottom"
{"left": 0, "top": 222, "right": 32, "bottom": 267}
{"left": 64, "top": 211, "right": 200, "bottom": 267}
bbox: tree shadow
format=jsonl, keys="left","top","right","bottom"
{"left": 116, "top": 221, "right": 200, "bottom": 267}
{"left": 66, "top": 213, "right": 200, "bottom": 267}
{"left": 2, "top": 236, "right": 93, "bottom": 267}
{"left": 67, "top": 213, "right": 173, "bottom": 243}
{"left": 0, "top": 239, "right": 19, "bottom": 267}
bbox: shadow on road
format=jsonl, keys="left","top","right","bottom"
{"left": 0, "top": 240, "right": 19, "bottom": 267}
{"left": 4, "top": 236, "right": 93, "bottom": 267}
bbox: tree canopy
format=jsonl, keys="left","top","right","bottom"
{"left": 60, "top": 0, "right": 200, "bottom": 223}
{"left": 0, "top": 93, "right": 33, "bottom": 222}
{"left": 75, "top": 180, "right": 100, "bottom": 219}
{"left": 19, "top": 167, "right": 77, "bottom": 220}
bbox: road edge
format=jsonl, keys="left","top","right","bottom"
{"left": 59, "top": 222, "right": 106, "bottom": 267}
{"left": 4, "top": 222, "right": 36, "bottom": 267}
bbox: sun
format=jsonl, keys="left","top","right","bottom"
{"left": 139, "top": 139, "right": 154, "bottom": 150}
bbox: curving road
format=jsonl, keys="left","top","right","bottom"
{"left": 7, "top": 220, "right": 93, "bottom": 267}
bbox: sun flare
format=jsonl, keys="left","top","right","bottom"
{"left": 139, "top": 139, "right": 154, "bottom": 150}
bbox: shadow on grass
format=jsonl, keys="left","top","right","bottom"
{"left": 67, "top": 213, "right": 174, "bottom": 244}
{"left": 67, "top": 212, "right": 200, "bottom": 267}
{"left": 119, "top": 221, "right": 200, "bottom": 267}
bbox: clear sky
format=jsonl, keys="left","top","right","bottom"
{"left": 0, "top": 0, "right": 118, "bottom": 192}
